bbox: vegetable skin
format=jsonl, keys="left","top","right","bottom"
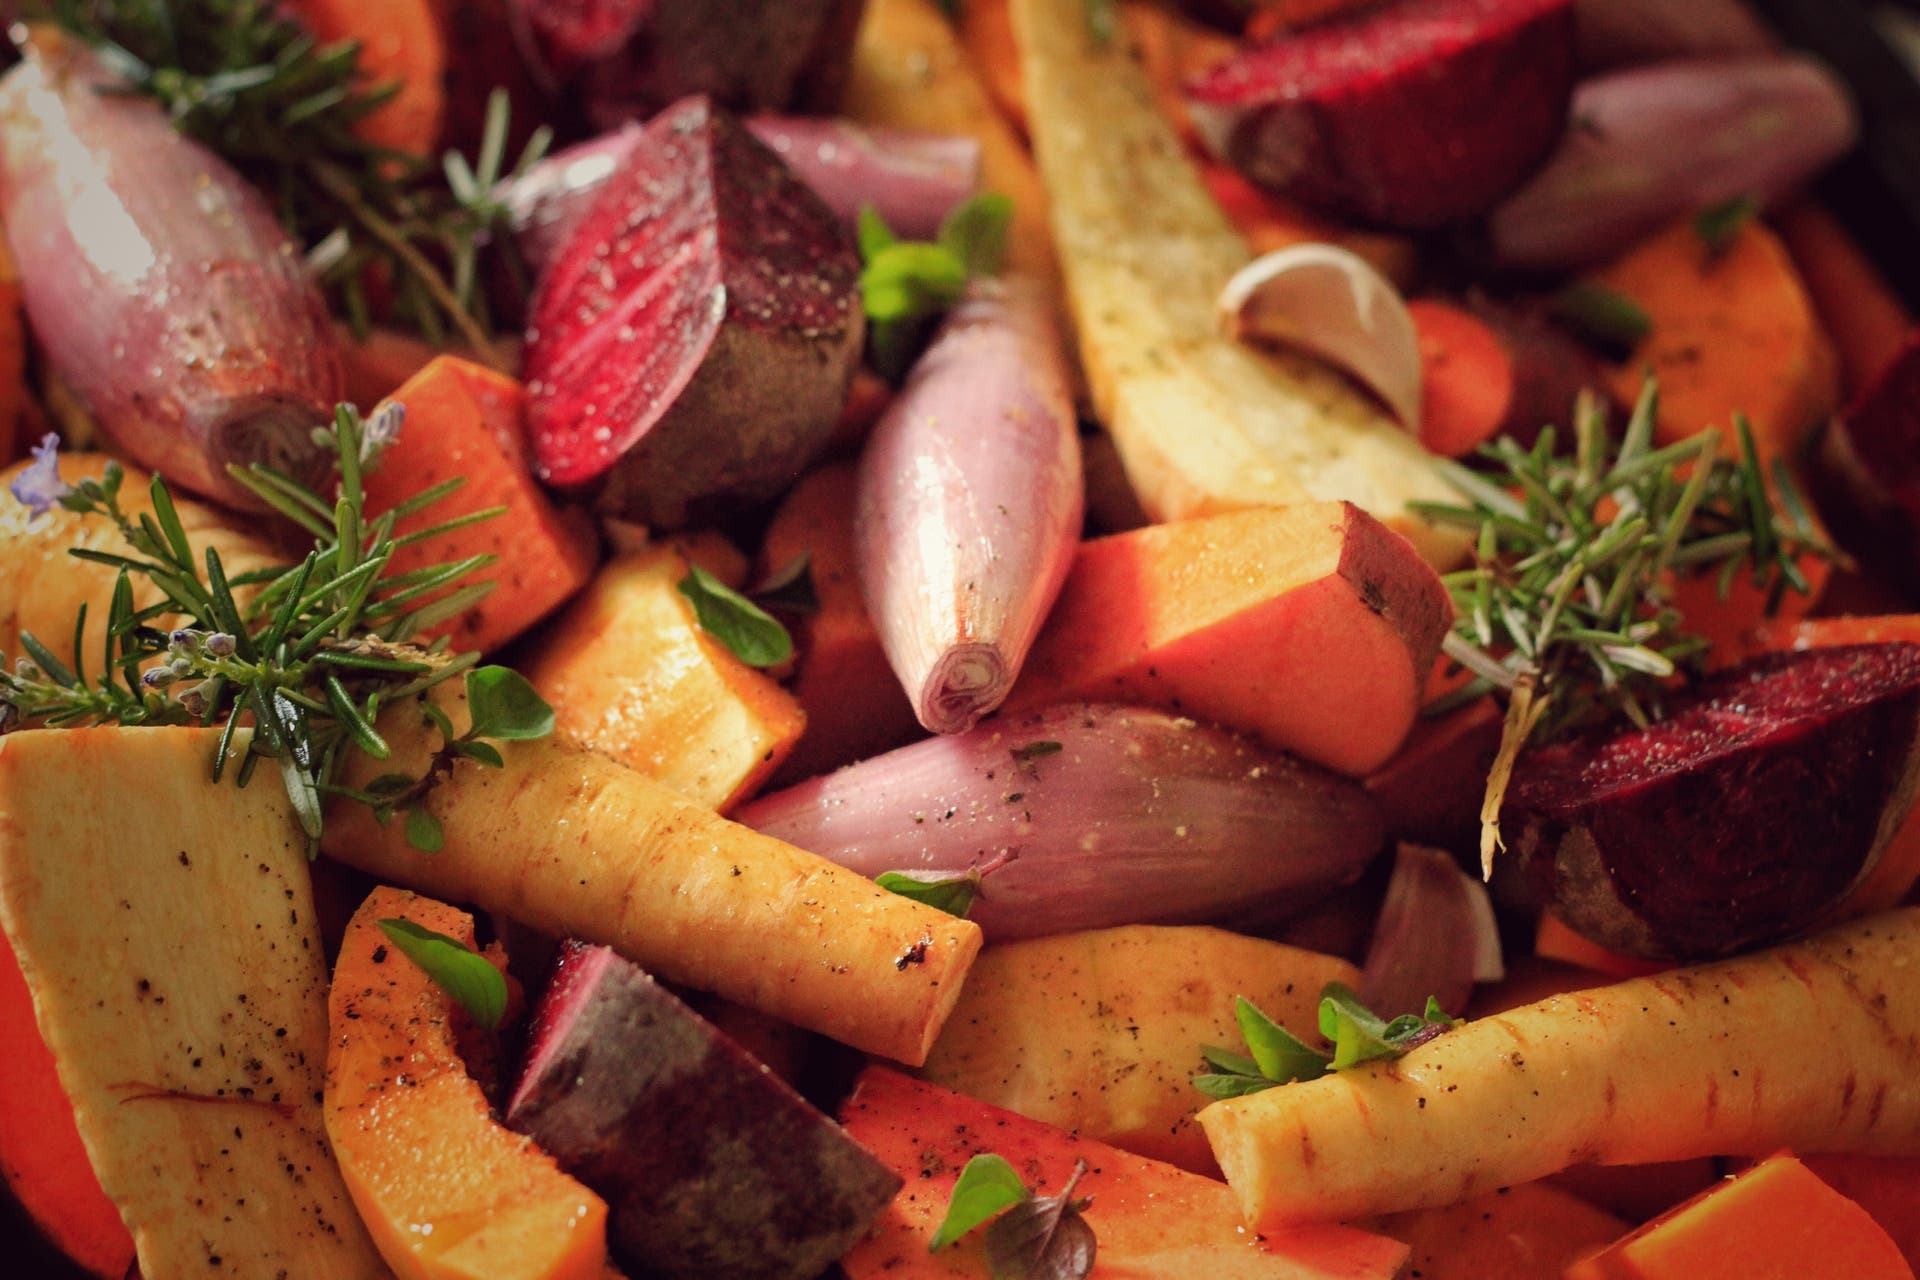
{"left": 1199, "top": 907, "right": 1920, "bottom": 1228}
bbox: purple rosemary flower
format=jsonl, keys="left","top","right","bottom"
{"left": 8, "top": 434, "right": 72, "bottom": 518}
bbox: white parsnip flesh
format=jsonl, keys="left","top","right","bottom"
{"left": 1200, "top": 908, "right": 1920, "bottom": 1228}
{"left": 1011, "top": 0, "right": 1462, "bottom": 566}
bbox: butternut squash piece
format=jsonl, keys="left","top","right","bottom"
{"left": 0, "top": 725, "right": 386, "bottom": 1277}
{"left": 327, "top": 887, "right": 607, "bottom": 1280}
{"left": 1591, "top": 218, "right": 1837, "bottom": 464}
{"left": 921, "top": 926, "right": 1358, "bottom": 1173}
{"left": 521, "top": 544, "right": 805, "bottom": 812}
{"left": 1005, "top": 503, "right": 1453, "bottom": 776}
{"left": 839, "top": 1066, "right": 1408, "bottom": 1279}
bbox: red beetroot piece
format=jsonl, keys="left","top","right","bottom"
{"left": 505, "top": 941, "right": 901, "bottom": 1280}
{"left": 1505, "top": 644, "right": 1920, "bottom": 961}
{"left": 515, "top": 0, "right": 867, "bottom": 127}
{"left": 524, "top": 96, "right": 862, "bottom": 527}
{"left": 1816, "top": 331, "right": 1920, "bottom": 595}
{"left": 1185, "top": 0, "right": 1576, "bottom": 228}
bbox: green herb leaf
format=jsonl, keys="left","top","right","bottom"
{"left": 938, "top": 193, "right": 1015, "bottom": 279}
{"left": 876, "top": 870, "right": 983, "bottom": 919}
{"left": 464, "top": 666, "right": 555, "bottom": 741}
{"left": 1234, "top": 996, "right": 1330, "bottom": 1085}
{"left": 677, "top": 565, "right": 794, "bottom": 667}
{"left": 1319, "top": 982, "right": 1458, "bottom": 1069}
{"left": 857, "top": 194, "right": 1015, "bottom": 381}
{"left": 404, "top": 807, "right": 445, "bottom": 853}
{"left": 931, "top": 1154, "right": 1030, "bottom": 1252}
{"left": 1192, "top": 987, "right": 1457, "bottom": 1099}
{"left": 1693, "top": 195, "right": 1759, "bottom": 257}
{"left": 376, "top": 918, "right": 505, "bottom": 1030}
{"left": 750, "top": 553, "right": 821, "bottom": 616}
{"left": 983, "top": 1161, "right": 1096, "bottom": 1280}
{"left": 1550, "top": 283, "right": 1652, "bottom": 356}
{"left": 1011, "top": 740, "right": 1063, "bottom": 764}
{"left": 858, "top": 205, "right": 899, "bottom": 261}
{"left": 863, "top": 242, "right": 970, "bottom": 322}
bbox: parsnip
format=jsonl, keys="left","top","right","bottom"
{"left": 1200, "top": 908, "right": 1920, "bottom": 1227}
{"left": 324, "top": 682, "right": 981, "bottom": 1066}
{"left": 1010, "top": 0, "right": 1463, "bottom": 567}
{"left": 0, "top": 726, "right": 388, "bottom": 1278}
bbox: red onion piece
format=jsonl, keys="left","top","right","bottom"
{"left": 734, "top": 704, "right": 1387, "bottom": 941}
{"left": 1488, "top": 56, "right": 1857, "bottom": 272}
{"left": 744, "top": 117, "right": 979, "bottom": 241}
{"left": 1359, "top": 844, "right": 1503, "bottom": 1018}
{"left": 503, "top": 118, "right": 979, "bottom": 279}
{"left": 855, "top": 279, "right": 1082, "bottom": 735}
{"left": 0, "top": 32, "right": 341, "bottom": 509}
{"left": 1574, "top": 0, "right": 1775, "bottom": 71}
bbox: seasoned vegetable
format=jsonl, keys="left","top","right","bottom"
{"left": 1199, "top": 908, "right": 1920, "bottom": 1227}
{"left": 1378, "top": 1182, "right": 1629, "bottom": 1280}
{"left": 281, "top": 0, "right": 447, "bottom": 156}
{"left": 327, "top": 888, "right": 608, "bottom": 1280}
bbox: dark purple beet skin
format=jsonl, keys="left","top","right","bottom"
{"left": 1505, "top": 644, "right": 1920, "bottom": 960}
{"left": 504, "top": 942, "right": 902, "bottom": 1280}
{"left": 523, "top": 95, "right": 863, "bottom": 527}
{"left": 1815, "top": 333, "right": 1920, "bottom": 593}
{"left": 1185, "top": 0, "right": 1577, "bottom": 228}
{"left": 514, "top": 0, "right": 868, "bottom": 127}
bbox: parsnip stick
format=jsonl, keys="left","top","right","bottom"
{"left": 325, "top": 683, "right": 982, "bottom": 1065}
{"left": 1200, "top": 908, "right": 1920, "bottom": 1228}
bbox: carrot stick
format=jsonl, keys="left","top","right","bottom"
{"left": 957, "top": 0, "right": 1028, "bottom": 133}
{"left": 282, "top": 0, "right": 447, "bottom": 157}
{"left": 1407, "top": 299, "right": 1514, "bottom": 459}
{"left": 1199, "top": 908, "right": 1920, "bottom": 1228}
{"left": 324, "top": 682, "right": 982, "bottom": 1065}
{"left": 1776, "top": 202, "right": 1915, "bottom": 398}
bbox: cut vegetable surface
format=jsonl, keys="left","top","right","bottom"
{"left": 324, "top": 681, "right": 981, "bottom": 1065}
{"left": 855, "top": 278, "right": 1082, "bottom": 733}
{"left": 327, "top": 888, "right": 608, "bottom": 1280}
{"left": 1506, "top": 643, "right": 1920, "bottom": 959}
{"left": 1010, "top": 0, "right": 1464, "bottom": 565}
{"left": 738, "top": 702, "right": 1384, "bottom": 939}
{"left": 1199, "top": 908, "right": 1920, "bottom": 1228}
{"left": 505, "top": 941, "right": 900, "bottom": 1280}
{"left": 526, "top": 96, "right": 862, "bottom": 527}
{"left": 1186, "top": 0, "right": 1576, "bottom": 228}
{"left": 1004, "top": 502, "right": 1453, "bottom": 776}
{"left": 0, "top": 726, "right": 385, "bottom": 1277}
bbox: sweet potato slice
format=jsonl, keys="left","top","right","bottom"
{"left": 1005, "top": 502, "right": 1453, "bottom": 776}
{"left": 521, "top": 544, "right": 804, "bottom": 812}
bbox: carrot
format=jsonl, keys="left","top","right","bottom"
{"left": 1566, "top": 1153, "right": 1914, "bottom": 1280}
{"left": 843, "top": 0, "right": 1061, "bottom": 292}
{"left": 1201, "top": 162, "right": 1421, "bottom": 286}
{"left": 1005, "top": 502, "right": 1454, "bottom": 777}
{"left": 838, "top": 1066, "right": 1409, "bottom": 1279}
{"left": 1377, "top": 1182, "right": 1629, "bottom": 1280}
{"left": 1776, "top": 201, "right": 1915, "bottom": 397}
{"left": 1799, "top": 1155, "right": 1920, "bottom": 1269}
{"left": 1672, "top": 555, "right": 1831, "bottom": 671}
{"left": 282, "top": 0, "right": 446, "bottom": 157}
{"left": 335, "top": 324, "right": 440, "bottom": 408}
{"left": 1535, "top": 912, "right": 1672, "bottom": 980}
{"left": 326, "top": 888, "right": 608, "bottom": 1280}
{"left": 324, "top": 680, "right": 981, "bottom": 1065}
{"left": 0, "top": 233, "right": 26, "bottom": 466}
{"left": 1407, "top": 299, "right": 1514, "bottom": 459}
{"left": 957, "top": 0, "right": 1027, "bottom": 132}
{"left": 366, "top": 356, "right": 598, "bottom": 656}
{"left": 1362, "top": 698, "right": 1499, "bottom": 847}
{"left": 1198, "top": 908, "right": 1920, "bottom": 1227}
{"left": 1590, "top": 217, "right": 1838, "bottom": 465}
{"left": 824, "top": 365, "right": 894, "bottom": 457}
{"left": 1, "top": 452, "right": 278, "bottom": 669}
{"left": 921, "top": 926, "right": 1359, "bottom": 1174}
{"left": 757, "top": 462, "right": 922, "bottom": 785}
{"left": 0, "top": 923, "right": 134, "bottom": 1279}
{"left": 0, "top": 725, "right": 389, "bottom": 1277}
{"left": 521, "top": 543, "right": 806, "bottom": 813}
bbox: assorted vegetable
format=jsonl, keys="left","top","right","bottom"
{"left": 4, "top": 0, "right": 1920, "bottom": 1276}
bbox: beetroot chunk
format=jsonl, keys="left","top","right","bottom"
{"left": 524, "top": 96, "right": 862, "bottom": 526}
{"left": 1185, "top": 0, "right": 1576, "bottom": 227}
{"left": 506, "top": 942, "right": 901, "bottom": 1280}
{"left": 1507, "top": 644, "right": 1920, "bottom": 961}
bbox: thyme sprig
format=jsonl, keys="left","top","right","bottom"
{"left": 36, "top": 0, "right": 552, "bottom": 352}
{"left": 1411, "top": 383, "right": 1840, "bottom": 876}
{"left": 0, "top": 406, "right": 552, "bottom": 855}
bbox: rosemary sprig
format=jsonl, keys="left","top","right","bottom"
{"left": 36, "top": 0, "right": 552, "bottom": 352}
{"left": 1411, "top": 383, "right": 1841, "bottom": 876}
{"left": 0, "top": 407, "right": 552, "bottom": 855}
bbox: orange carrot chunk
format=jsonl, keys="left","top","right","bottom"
{"left": 1567, "top": 1153, "right": 1914, "bottom": 1280}
{"left": 1776, "top": 201, "right": 1915, "bottom": 397}
{"left": 366, "top": 356, "right": 597, "bottom": 656}
{"left": 957, "top": 0, "right": 1028, "bottom": 132}
{"left": 1534, "top": 912, "right": 1671, "bottom": 980}
{"left": 1407, "top": 298, "right": 1514, "bottom": 459}
{"left": 1799, "top": 1155, "right": 1920, "bottom": 1272}
{"left": 1005, "top": 502, "right": 1453, "bottom": 777}
{"left": 283, "top": 0, "right": 447, "bottom": 157}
